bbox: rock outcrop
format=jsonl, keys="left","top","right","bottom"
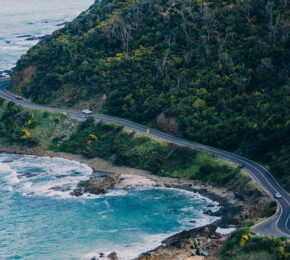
{"left": 71, "top": 174, "right": 121, "bottom": 196}
{"left": 19, "top": 172, "right": 37, "bottom": 178}
{"left": 134, "top": 224, "right": 222, "bottom": 260}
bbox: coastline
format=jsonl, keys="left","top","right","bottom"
{"left": 0, "top": 145, "right": 271, "bottom": 259}
{"left": 0, "top": 145, "right": 240, "bottom": 209}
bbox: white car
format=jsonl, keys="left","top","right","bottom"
{"left": 82, "top": 109, "right": 92, "bottom": 114}
{"left": 274, "top": 192, "right": 282, "bottom": 199}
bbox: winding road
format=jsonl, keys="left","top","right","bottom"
{"left": 0, "top": 77, "right": 289, "bottom": 238}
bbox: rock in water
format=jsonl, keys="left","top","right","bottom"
{"left": 56, "top": 175, "right": 68, "bottom": 179}
{"left": 107, "top": 252, "right": 118, "bottom": 260}
{"left": 18, "top": 172, "right": 37, "bottom": 178}
{"left": 71, "top": 174, "right": 120, "bottom": 196}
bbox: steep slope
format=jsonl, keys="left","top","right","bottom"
{"left": 11, "top": 0, "right": 289, "bottom": 190}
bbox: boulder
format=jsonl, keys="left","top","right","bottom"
{"left": 191, "top": 249, "right": 197, "bottom": 256}
{"left": 71, "top": 187, "right": 83, "bottom": 197}
{"left": 197, "top": 248, "right": 209, "bottom": 257}
{"left": 107, "top": 252, "right": 118, "bottom": 260}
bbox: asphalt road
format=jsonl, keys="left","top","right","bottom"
{"left": 0, "top": 77, "right": 289, "bottom": 237}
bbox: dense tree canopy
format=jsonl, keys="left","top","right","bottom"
{"left": 12, "top": 0, "right": 290, "bottom": 190}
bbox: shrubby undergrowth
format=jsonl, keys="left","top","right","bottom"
{"left": 220, "top": 223, "right": 290, "bottom": 260}
{"left": 0, "top": 99, "right": 74, "bottom": 148}
{"left": 57, "top": 117, "right": 259, "bottom": 195}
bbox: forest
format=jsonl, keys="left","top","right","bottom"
{"left": 12, "top": 0, "right": 289, "bottom": 191}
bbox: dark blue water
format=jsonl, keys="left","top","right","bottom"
{"left": 0, "top": 153, "right": 219, "bottom": 259}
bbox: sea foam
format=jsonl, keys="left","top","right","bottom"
{"left": 0, "top": 153, "right": 221, "bottom": 260}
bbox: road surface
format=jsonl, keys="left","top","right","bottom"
{"left": 0, "top": 77, "right": 289, "bottom": 237}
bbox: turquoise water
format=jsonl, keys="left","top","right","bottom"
{"left": 0, "top": 153, "right": 220, "bottom": 259}
{"left": 0, "top": 0, "right": 94, "bottom": 74}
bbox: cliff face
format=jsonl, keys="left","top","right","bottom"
{"left": 154, "top": 112, "right": 181, "bottom": 136}
{"left": 12, "top": 66, "right": 37, "bottom": 90}
{"left": 11, "top": 0, "right": 290, "bottom": 191}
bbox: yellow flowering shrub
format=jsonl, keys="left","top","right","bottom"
{"left": 25, "top": 120, "right": 32, "bottom": 127}
{"left": 21, "top": 129, "right": 31, "bottom": 139}
{"left": 87, "top": 134, "right": 98, "bottom": 147}
{"left": 55, "top": 116, "right": 62, "bottom": 123}
{"left": 88, "top": 134, "right": 98, "bottom": 141}
{"left": 240, "top": 235, "right": 248, "bottom": 247}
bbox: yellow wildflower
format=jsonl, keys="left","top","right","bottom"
{"left": 88, "top": 134, "right": 98, "bottom": 141}
{"left": 21, "top": 129, "right": 31, "bottom": 139}
{"left": 25, "top": 120, "right": 32, "bottom": 127}
{"left": 240, "top": 235, "right": 248, "bottom": 247}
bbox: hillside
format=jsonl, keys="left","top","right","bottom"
{"left": 11, "top": 0, "right": 289, "bottom": 190}
{"left": 0, "top": 98, "right": 262, "bottom": 198}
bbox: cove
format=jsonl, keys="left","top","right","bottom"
{"left": 0, "top": 153, "right": 220, "bottom": 260}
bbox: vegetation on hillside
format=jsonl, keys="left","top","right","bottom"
{"left": 219, "top": 223, "right": 290, "bottom": 260}
{"left": 12, "top": 0, "right": 289, "bottom": 191}
{"left": 56, "top": 116, "right": 260, "bottom": 195}
{"left": 0, "top": 98, "right": 75, "bottom": 148}
{"left": 0, "top": 99, "right": 259, "bottom": 196}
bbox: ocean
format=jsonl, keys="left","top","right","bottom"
{"left": 0, "top": 0, "right": 94, "bottom": 76}
{"left": 0, "top": 153, "right": 220, "bottom": 259}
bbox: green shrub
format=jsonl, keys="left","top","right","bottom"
{"left": 219, "top": 225, "right": 290, "bottom": 260}
{"left": 0, "top": 97, "right": 5, "bottom": 107}
{"left": 263, "top": 201, "right": 278, "bottom": 218}
{"left": 43, "top": 111, "right": 49, "bottom": 118}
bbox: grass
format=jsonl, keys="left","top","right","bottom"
{"left": 0, "top": 100, "right": 76, "bottom": 149}
{"left": 28, "top": 110, "right": 76, "bottom": 149}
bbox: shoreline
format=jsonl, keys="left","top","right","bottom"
{"left": 0, "top": 145, "right": 239, "bottom": 211}
{"left": 0, "top": 145, "right": 270, "bottom": 259}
